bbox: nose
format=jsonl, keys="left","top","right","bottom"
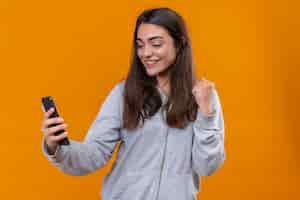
{"left": 141, "top": 45, "right": 153, "bottom": 58}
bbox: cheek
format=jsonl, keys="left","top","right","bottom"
{"left": 137, "top": 50, "right": 142, "bottom": 60}
{"left": 168, "top": 49, "right": 177, "bottom": 63}
{"left": 160, "top": 47, "right": 176, "bottom": 66}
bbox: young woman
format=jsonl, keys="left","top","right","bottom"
{"left": 41, "top": 7, "right": 225, "bottom": 200}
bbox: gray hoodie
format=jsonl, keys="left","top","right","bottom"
{"left": 42, "top": 80, "right": 225, "bottom": 200}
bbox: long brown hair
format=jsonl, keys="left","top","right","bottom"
{"left": 123, "top": 7, "right": 198, "bottom": 130}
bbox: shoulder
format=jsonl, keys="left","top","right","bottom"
{"left": 100, "top": 80, "right": 126, "bottom": 112}
{"left": 117, "top": 80, "right": 126, "bottom": 90}
{"left": 109, "top": 80, "right": 126, "bottom": 93}
{"left": 105, "top": 80, "right": 126, "bottom": 104}
{"left": 111, "top": 80, "right": 126, "bottom": 95}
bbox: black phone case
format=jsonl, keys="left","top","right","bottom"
{"left": 41, "top": 96, "right": 70, "bottom": 145}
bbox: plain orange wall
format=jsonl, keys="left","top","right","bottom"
{"left": 1, "top": 0, "right": 299, "bottom": 199}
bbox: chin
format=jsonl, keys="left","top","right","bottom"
{"left": 146, "top": 72, "right": 158, "bottom": 77}
{"left": 145, "top": 68, "right": 160, "bottom": 77}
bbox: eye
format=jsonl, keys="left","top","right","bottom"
{"left": 136, "top": 43, "right": 144, "bottom": 49}
{"left": 151, "top": 40, "right": 163, "bottom": 48}
{"left": 152, "top": 44, "right": 162, "bottom": 47}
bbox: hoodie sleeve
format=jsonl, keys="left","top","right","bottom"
{"left": 192, "top": 88, "right": 226, "bottom": 176}
{"left": 41, "top": 82, "right": 124, "bottom": 176}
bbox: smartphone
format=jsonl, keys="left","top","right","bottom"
{"left": 41, "top": 96, "right": 70, "bottom": 145}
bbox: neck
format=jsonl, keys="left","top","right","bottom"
{"left": 157, "top": 74, "right": 170, "bottom": 96}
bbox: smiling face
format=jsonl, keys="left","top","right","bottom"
{"left": 136, "top": 23, "right": 177, "bottom": 77}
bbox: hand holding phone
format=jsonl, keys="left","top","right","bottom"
{"left": 41, "top": 96, "right": 70, "bottom": 146}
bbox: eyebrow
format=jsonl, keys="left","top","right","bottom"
{"left": 136, "top": 36, "right": 163, "bottom": 42}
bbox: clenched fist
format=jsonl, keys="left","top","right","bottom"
{"left": 192, "top": 78, "right": 216, "bottom": 117}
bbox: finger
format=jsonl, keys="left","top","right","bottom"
{"left": 202, "top": 80, "right": 212, "bottom": 87}
{"left": 43, "top": 107, "right": 55, "bottom": 120}
{"left": 48, "top": 132, "right": 68, "bottom": 143}
{"left": 47, "top": 123, "right": 68, "bottom": 136}
{"left": 40, "top": 126, "right": 46, "bottom": 134}
{"left": 43, "top": 117, "right": 64, "bottom": 128}
{"left": 201, "top": 77, "right": 209, "bottom": 81}
{"left": 41, "top": 105, "right": 45, "bottom": 112}
{"left": 207, "top": 81, "right": 215, "bottom": 89}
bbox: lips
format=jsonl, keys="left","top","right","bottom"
{"left": 144, "top": 59, "right": 160, "bottom": 67}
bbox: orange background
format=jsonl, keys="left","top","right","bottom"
{"left": 1, "top": 0, "right": 299, "bottom": 199}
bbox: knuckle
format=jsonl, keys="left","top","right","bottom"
{"left": 49, "top": 118, "right": 58, "bottom": 126}
{"left": 44, "top": 119, "right": 51, "bottom": 127}
{"left": 46, "top": 112, "right": 51, "bottom": 118}
{"left": 52, "top": 124, "right": 64, "bottom": 132}
{"left": 48, "top": 127, "right": 55, "bottom": 135}
{"left": 56, "top": 133, "right": 66, "bottom": 140}
{"left": 53, "top": 126, "right": 60, "bottom": 132}
{"left": 53, "top": 118, "right": 59, "bottom": 124}
{"left": 43, "top": 119, "right": 49, "bottom": 125}
{"left": 57, "top": 117, "right": 64, "bottom": 123}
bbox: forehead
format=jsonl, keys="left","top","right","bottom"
{"left": 137, "top": 23, "right": 170, "bottom": 41}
